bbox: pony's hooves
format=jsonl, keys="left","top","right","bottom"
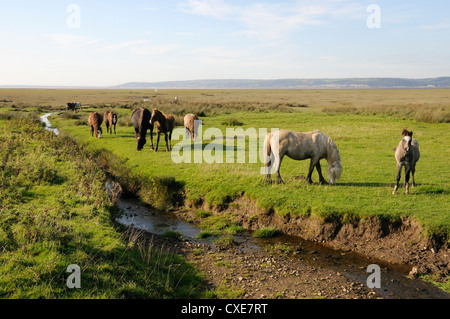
{"left": 392, "top": 191, "right": 397, "bottom": 195}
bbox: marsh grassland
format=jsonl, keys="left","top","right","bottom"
{"left": 0, "top": 88, "right": 449, "bottom": 297}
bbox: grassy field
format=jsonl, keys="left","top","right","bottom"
{"left": 1, "top": 88, "right": 449, "bottom": 242}
{"left": 0, "top": 116, "right": 205, "bottom": 298}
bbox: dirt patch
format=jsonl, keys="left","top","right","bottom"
{"left": 142, "top": 231, "right": 381, "bottom": 299}
{"left": 186, "top": 196, "right": 449, "bottom": 279}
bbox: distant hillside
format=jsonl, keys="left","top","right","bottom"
{"left": 115, "top": 77, "right": 450, "bottom": 89}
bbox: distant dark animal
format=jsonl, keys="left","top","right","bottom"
{"left": 131, "top": 107, "right": 154, "bottom": 151}
{"left": 264, "top": 129, "right": 342, "bottom": 185}
{"left": 184, "top": 113, "right": 200, "bottom": 141}
{"left": 150, "top": 109, "right": 176, "bottom": 151}
{"left": 66, "top": 102, "right": 81, "bottom": 112}
{"left": 66, "top": 102, "right": 76, "bottom": 111}
{"left": 393, "top": 129, "right": 420, "bottom": 194}
{"left": 103, "top": 111, "right": 118, "bottom": 135}
{"left": 88, "top": 112, "right": 103, "bottom": 138}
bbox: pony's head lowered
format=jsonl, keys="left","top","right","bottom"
{"left": 326, "top": 137, "right": 343, "bottom": 185}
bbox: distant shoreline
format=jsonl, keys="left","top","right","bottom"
{"left": 1, "top": 77, "right": 450, "bottom": 90}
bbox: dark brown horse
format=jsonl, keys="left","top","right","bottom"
{"left": 67, "top": 102, "right": 76, "bottom": 111}
{"left": 150, "top": 109, "right": 175, "bottom": 151}
{"left": 88, "top": 112, "right": 103, "bottom": 138}
{"left": 131, "top": 107, "right": 154, "bottom": 151}
{"left": 66, "top": 102, "right": 81, "bottom": 112}
{"left": 103, "top": 111, "right": 118, "bottom": 135}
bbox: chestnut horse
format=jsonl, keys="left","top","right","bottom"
{"left": 131, "top": 107, "right": 153, "bottom": 151}
{"left": 393, "top": 129, "right": 420, "bottom": 194}
{"left": 88, "top": 112, "right": 103, "bottom": 138}
{"left": 103, "top": 111, "right": 118, "bottom": 135}
{"left": 150, "top": 109, "right": 175, "bottom": 151}
{"left": 184, "top": 113, "right": 200, "bottom": 141}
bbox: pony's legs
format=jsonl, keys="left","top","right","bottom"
{"left": 315, "top": 161, "right": 327, "bottom": 185}
{"left": 393, "top": 163, "right": 402, "bottom": 194}
{"left": 405, "top": 166, "right": 411, "bottom": 194}
{"left": 113, "top": 124, "right": 116, "bottom": 134}
{"left": 91, "top": 126, "right": 94, "bottom": 137}
{"left": 274, "top": 154, "right": 285, "bottom": 184}
{"left": 411, "top": 166, "right": 416, "bottom": 188}
{"left": 169, "top": 132, "right": 172, "bottom": 151}
{"left": 263, "top": 153, "right": 273, "bottom": 182}
{"left": 164, "top": 133, "right": 169, "bottom": 151}
{"left": 155, "top": 132, "right": 160, "bottom": 151}
{"left": 306, "top": 157, "right": 319, "bottom": 184}
{"left": 149, "top": 128, "right": 154, "bottom": 150}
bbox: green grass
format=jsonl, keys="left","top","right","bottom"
{"left": 0, "top": 117, "right": 205, "bottom": 298}
{"left": 253, "top": 227, "right": 279, "bottom": 238}
{"left": 51, "top": 103, "right": 449, "bottom": 241}
{"left": 2, "top": 89, "right": 449, "bottom": 243}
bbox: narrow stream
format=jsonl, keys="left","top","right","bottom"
{"left": 116, "top": 197, "right": 449, "bottom": 299}
{"left": 42, "top": 113, "right": 449, "bottom": 300}
{"left": 40, "top": 113, "right": 59, "bottom": 135}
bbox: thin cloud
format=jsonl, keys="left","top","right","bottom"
{"left": 180, "top": 0, "right": 364, "bottom": 40}
{"left": 422, "top": 22, "right": 450, "bottom": 30}
{"left": 104, "top": 40, "right": 148, "bottom": 50}
{"left": 44, "top": 33, "right": 101, "bottom": 49}
{"left": 131, "top": 44, "right": 180, "bottom": 56}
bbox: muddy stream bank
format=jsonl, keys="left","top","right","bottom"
{"left": 115, "top": 196, "right": 449, "bottom": 299}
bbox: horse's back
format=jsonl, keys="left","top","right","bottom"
{"left": 103, "top": 111, "right": 111, "bottom": 124}
{"left": 131, "top": 108, "right": 150, "bottom": 130}
{"left": 184, "top": 114, "right": 198, "bottom": 128}
{"left": 278, "top": 129, "right": 327, "bottom": 160}
{"left": 89, "top": 112, "right": 102, "bottom": 126}
{"left": 411, "top": 139, "right": 420, "bottom": 162}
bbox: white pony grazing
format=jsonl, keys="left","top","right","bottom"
{"left": 263, "top": 129, "right": 342, "bottom": 185}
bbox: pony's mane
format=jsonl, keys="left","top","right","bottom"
{"left": 138, "top": 108, "right": 145, "bottom": 132}
{"left": 402, "top": 128, "right": 413, "bottom": 137}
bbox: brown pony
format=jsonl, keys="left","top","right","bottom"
{"left": 184, "top": 113, "right": 200, "bottom": 141}
{"left": 393, "top": 129, "right": 420, "bottom": 194}
{"left": 103, "top": 111, "right": 118, "bottom": 135}
{"left": 88, "top": 112, "right": 103, "bottom": 138}
{"left": 150, "top": 109, "right": 175, "bottom": 151}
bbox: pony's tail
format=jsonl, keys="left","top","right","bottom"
{"left": 262, "top": 133, "right": 272, "bottom": 176}
{"left": 265, "top": 133, "right": 272, "bottom": 158}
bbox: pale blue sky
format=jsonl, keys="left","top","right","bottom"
{"left": 1, "top": 0, "right": 449, "bottom": 86}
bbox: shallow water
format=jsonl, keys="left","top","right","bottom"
{"left": 40, "top": 113, "right": 59, "bottom": 135}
